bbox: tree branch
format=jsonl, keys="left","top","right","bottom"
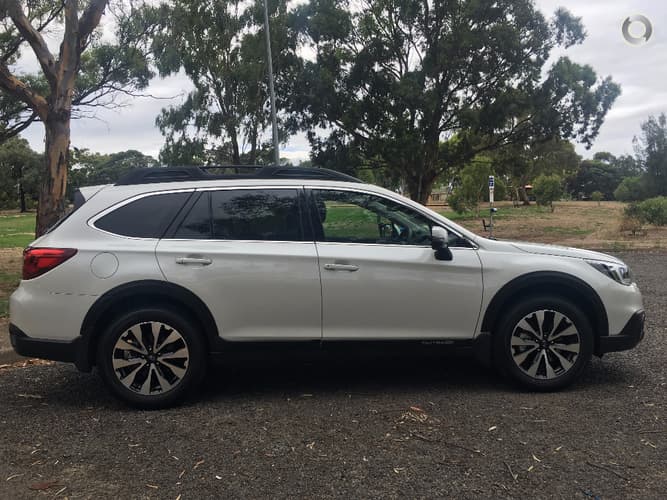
{"left": 78, "top": 0, "right": 108, "bottom": 52}
{"left": 4, "top": 0, "right": 57, "bottom": 87}
{"left": 0, "top": 61, "right": 48, "bottom": 119}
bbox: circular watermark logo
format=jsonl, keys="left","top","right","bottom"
{"left": 622, "top": 15, "right": 653, "bottom": 45}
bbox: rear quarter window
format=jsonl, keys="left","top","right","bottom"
{"left": 95, "top": 192, "right": 191, "bottom": 238}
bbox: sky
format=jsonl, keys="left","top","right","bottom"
{"left": 16, "top": 0, "right": 667, "bottom": 163}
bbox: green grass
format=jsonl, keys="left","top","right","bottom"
{"left": 0, "top": 213, "right": 36, "bottom": 248}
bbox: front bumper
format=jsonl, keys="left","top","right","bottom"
{"left": 597, "top": 310, "right": 645, "bottom": 355}
{"left": 9, "top": 324, "right": 82, "bottom": 364}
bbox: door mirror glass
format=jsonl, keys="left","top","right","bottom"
{"left": 431, "top": 226, "right": 453, "bottom": 261}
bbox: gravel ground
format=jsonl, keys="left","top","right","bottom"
{"left": 0, "top": 252, "right": 665, "bottom": 499}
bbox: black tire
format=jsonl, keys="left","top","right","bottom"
{"left": 96, "top": 307, "right": 207, "bottom": 409}
{"left": 493, "top": 295, "right": 594, "bottom": 391}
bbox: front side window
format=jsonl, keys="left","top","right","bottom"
{"left": 310, "top": 189, "right": 433, "bottom": 246}
{"left": 174, "top": 189, "right": 303, "bottom": 241}
{"left": 95, "top": 192, "right": 191, "bottom": 238}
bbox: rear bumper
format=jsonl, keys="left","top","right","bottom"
{"left": 9, "top": 324, "right": 82, "bottom": 365}
{"left": 597, "top": 310, "right": 645, "bottom": 355}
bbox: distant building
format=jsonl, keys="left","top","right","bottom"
{"left": 427, "top": 186, "right": 449, "bottom": 207}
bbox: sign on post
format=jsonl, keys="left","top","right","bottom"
{"left": 488, "top": 175, "right": 495, "bottom": 204}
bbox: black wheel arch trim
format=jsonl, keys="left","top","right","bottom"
{"left": 77, "top": 280, "right": 220, "bottom": 371}
{"left": 480, "top": 270, "right": 608, "bottom": 341}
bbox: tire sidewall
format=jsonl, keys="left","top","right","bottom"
{"left": 97, "top": 307, "right": 206, "bottom": 409}
{"left": 494, "top": 295, "right": 594, "bottom": 391}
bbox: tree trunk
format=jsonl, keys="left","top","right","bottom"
{"left": 18, "top": 180, "right": 26, "bottom": 213}
{"left": 36, "top": 114, "right": 70, "bottom": 235}
{"left": 518, "top": 186, "right": 531, "bottom": 205}
{"left": 406, "top": 171, "right": 437, "bottom": 205}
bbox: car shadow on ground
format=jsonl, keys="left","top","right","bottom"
{"left": 28, "top": 352, "right": 641, "bottom": 411}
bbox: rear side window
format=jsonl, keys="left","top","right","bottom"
{"left": 174, "top": 189, "right": 303, "bottom": 241}
{"left": 95, "top": 192, "right": 191, "bottom": 238}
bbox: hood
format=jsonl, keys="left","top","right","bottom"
{"left": 508, "top": 241, "right": 621, "bottom": 263}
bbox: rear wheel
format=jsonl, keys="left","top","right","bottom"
{"left": 97, "top": 307, "right": 206, "bottom": 409}
{"left": 494, "top": 296, "right": 594, "bottom": 391}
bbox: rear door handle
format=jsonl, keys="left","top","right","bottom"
{"left": 323, "top": 263, "right": 359, "bottom": 272}
{"left": 176, "top": 256, "right": 212, "bottom": 266}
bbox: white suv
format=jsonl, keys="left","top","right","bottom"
{"left": 9, "top": 166, "right": 645, "bottom": 408}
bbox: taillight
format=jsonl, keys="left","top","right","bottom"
{"left": 23, "top": 247, "right": 77, "bottom": 280}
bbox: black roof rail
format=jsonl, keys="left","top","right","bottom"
{"left": 114, "top": 165, "right": 361, "bottom": 185}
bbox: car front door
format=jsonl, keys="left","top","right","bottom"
{"left": 156, "top": 187, "right": 321, "bottom": 341}
{"left": 308, "top": 188, "right": 483, "bottom": 340}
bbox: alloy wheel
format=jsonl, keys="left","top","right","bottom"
{"left": 111, "top": 321, "right": 190, "bottom": 395}
{"left": 510, "top": 309, "right": 581, "bottom": 380}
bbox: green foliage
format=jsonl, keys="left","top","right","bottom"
{"left": 149, "top": 0, "right": 300, "bottom": 165}
{"left": 533, "top": 174, "right": 563, "bottom": 211}
{"left": 566, "top": 154, "right": 636, "bottom": 200}
{"left": 0, "top": 136, "right": 42, "bottom": 210}
{"left": 614, "top": 176, "right": 647, "bottom": 202}
{"left": 448, "top": 158, "right": 501, "bottom": 215}
{"left": 591, "top": 191, "right": 603, "bottom": 204}
{"left": 68, "top": 148, "right": 158, "bottom": 199}
{"left": 628, "top": 197, "right": 667, "bottom": 226}
{"left": 292, "top": 0, "right": 619, "bottom": 202}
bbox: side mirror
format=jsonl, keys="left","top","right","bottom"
{"left": 431, "top": 226, "right": 453, "bottom": 261}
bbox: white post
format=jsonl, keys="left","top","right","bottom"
{"left": 489, "top": 175, "right": 495, "bottom": 238}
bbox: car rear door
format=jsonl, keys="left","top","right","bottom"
{"left": 308, "top": 187, "right": 483, "bottom": 340}
{"left": 156, "top": 187, "right": 322, "bottom": 341}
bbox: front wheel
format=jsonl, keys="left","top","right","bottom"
{"left": 96, "top": 307, "right": 206, "bottom": 409}
{"left": 493, "top": 296, "right": 594, "bottom": 391}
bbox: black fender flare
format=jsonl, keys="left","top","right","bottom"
{"left": 75, "top": 280, "right": 220, "bottom": 371}
{"left": 480, "top": 270, "right": 608, "bottom": 344}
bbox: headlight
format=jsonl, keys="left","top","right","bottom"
{"left": 586, "top": 260, "right": 633, "bottom": 286}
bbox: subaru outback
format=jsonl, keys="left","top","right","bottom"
{"left": 9, "top": 166, "right": 645, "bottom": 408}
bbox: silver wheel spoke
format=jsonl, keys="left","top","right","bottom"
{"left": 112, "top": 357, "right": 144, "bottom": 370}
{"left": 116, "top": 337, "right": 146, "bottom": 355}
{"left": 159, "top": 347, "right": 188, "bottom": 360}
{"left": 156, "top": 331, "right": 181, "bottom": 353}
{"left": 516, "top": 319, "right": 540, "bottom": 339}
{"left": 511, "top": 337, "right": 539, "bottom": 347}
{"left": 549, "top": 347, "right": 575, "bottom": 371}
{"left": 543, "top": 352, "right": 557, "bottom": 379}
{"left": 513, "top": 346, "right": 537, "bottom": 365}
{"left": 549, "top": 325, "right": 578, "bottom": 341}
{"left": 152, "top": 365, "right": 174, "bottom": 392}
{"left": 120, "top": 361, "right": 145, "bottom": 382}
{"left": 160, "top": 359, "right": 187, "bottom": 378}
{"left": 526, "top": 350, "right": 543, "bottom": 377}
{"left": 551, "top": 342, "right": 580, "bottom": 354}
{"left": 137, "top": 369, "right": 152, "bottom": 395}
{"left": 535, "top": 311, "right": 546, "bottom": 337}
{"left": 150, "top": 322, "right": 162, "bottom": 352}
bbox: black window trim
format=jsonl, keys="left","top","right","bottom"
{"left": 89, "top": 189, "right": 196, "bottom": 240}
{"left": 163, "top": 186, "right": 310, "bottom": 243}
{"left": 304, "top": 186, "right": 476, "bottom": 249}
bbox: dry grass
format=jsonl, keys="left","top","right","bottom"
{"left": 441, "top": 201, "right": 667, "bottom": 251}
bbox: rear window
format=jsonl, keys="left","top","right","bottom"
{"left": 173, "top": 189, "right": 303, "bottom": 241}
{"left": 95, "top": 192, "right": 191, "bottom": 238}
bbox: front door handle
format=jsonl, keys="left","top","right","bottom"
{"left": 323, "top": 263, "right": 359, "bottom": 272}
{"left": 176, "top": 256, "right": 212, "bottom": 266}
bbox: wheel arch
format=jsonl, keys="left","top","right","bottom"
{"left": 76, "top": 280, "right": 220, "bottom": 371}
{"left": 480, "top": 271, "right": 608, "bottom": 346}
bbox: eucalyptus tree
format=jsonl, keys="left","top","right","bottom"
{"left": 291, "top": 0, "right": 620, "bottom": 203}
{"left": 0, "top": 1, "right": 154, "bottom": 234}
{"left": 150, "top": 0, "right": 300, "bottom": 166}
